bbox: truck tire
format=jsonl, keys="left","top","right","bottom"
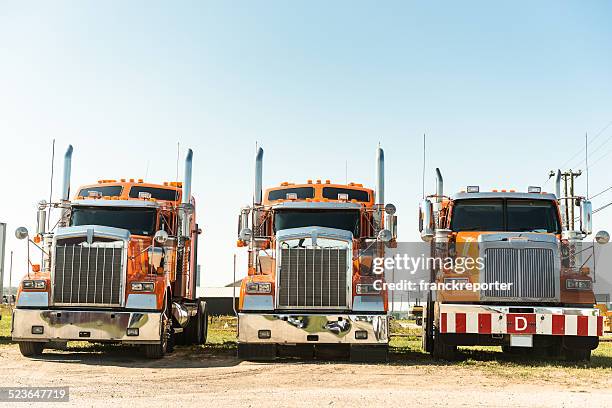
{"left": 143, "top": 304, "right": 171, "bottom": 359}
{"left": 564, "top": 348, "right": 591, "bottom": 362}
{"left": 432, "top": 330, "right": 458, "bottom": 361}
{"left": 182, "top": 299, "right": 207, "bottom": 345}
{"left": 237, "top": 343, "right": 276, "bottom": 361}
{"left": 350, "top": 344, "right": 389, "bottom": 363}
{"left": 18, "top": 342, "right": 44, "bottom": 357}
{"left": 199, "top": 301, "right": 208, "bottom": 345}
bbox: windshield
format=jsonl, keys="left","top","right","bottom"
{"left": 70, "top": 206, "right": 157, "bottom": 236}
{"left": 450, "top": 199, "right": 560, "bottom": 233}
{"left": 274, "top": 210, "right": 360, "bottom": 236}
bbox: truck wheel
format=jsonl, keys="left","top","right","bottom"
{"left": 432, "top": 331, "right": 458, "bottom": 361}
{"left": 350, "top": 344, "right": 389, "bottom": 363}
{"left": 199, "top": 300, "right": 208, "bottom": 345}
{"left": 564, "top": 348, "right": 591, "bottom": 362}
{"left": 143, "top": 306, "right": 171, "bottom": 359}
{"left": 18, "top": 342, "right": 44, "bottom": 357}
{"left": 181, "top": 300, "right": 207, "bottom": 345}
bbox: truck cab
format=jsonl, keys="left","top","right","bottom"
{"left": 419, "top": 169, "right": 608, "bottom": 361}
{"left": 12, "top": 146, "right": 207, "bottom": 359}
{"left": 236, "top": 147, "right": 396, "bottom": 362}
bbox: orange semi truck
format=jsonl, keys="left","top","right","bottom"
{"left": 235, "top": 147, "right": 397, "bottom": 362}
{"left": 12, "top": 145, "right": 207, "bottom": 358}
{"left": 419, "top": 169, "right": 609, "bottom": 361}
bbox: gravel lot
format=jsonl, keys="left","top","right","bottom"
{"left": 2, "top": 343, "right": 612, "bottom": 408}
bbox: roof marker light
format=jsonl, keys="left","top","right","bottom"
{"left": 528, "top": 186, "right": 542, "bottom": 193}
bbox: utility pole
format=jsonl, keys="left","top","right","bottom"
{"left": 551, "top": 170, "right": 582, "bottom": 230}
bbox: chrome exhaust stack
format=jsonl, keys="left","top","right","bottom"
{"left": 376, "top": 147, "right": 384, "bottom": 205}
{"left": 555, "top": 169, "right": 561, "bottom": 199}
{"left": 435, "top": 168, "right": 443, "bottom": 203}
{"left": 61, "top": 145, "right": 73, "bottom": 202}
{"left": 59, "top": 145, "right": 74, "bottom": 226}
{"left": 254, "top": 147, "right": 264, "bottom": 206}
{"left": 433, "top": 168, "right": 444, "bottom": 217}
{"left": 181, "top": 149, "right": 193, "bottom": 237}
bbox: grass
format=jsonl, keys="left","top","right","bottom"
{"left": 0, "top": 306, "right": 12, "bottom": 345}
{"left": 2, "top": 308, "right": 612, "bottom": 380}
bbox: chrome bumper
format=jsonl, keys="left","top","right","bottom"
{"left": 11, "top": 309, "right": 162, "bottom": 344}
{"left": 238, "top": 313, "right": 389, "bottom": 344}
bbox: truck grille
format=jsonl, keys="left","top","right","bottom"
{"left": 482, "top": 247, "right": 556, "bottom": 300}
{"left": 278, "top": 247, "right": 349, "bottom": 309}
{"left": 53, "top": 241, "right": 124, "bottom": 306}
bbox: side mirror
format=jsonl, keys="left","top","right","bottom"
{"left": 238, "top": 207, "right": 251, "bottom": 238}
{"left": 15, "top": 227, "right": 29, "bottom": 240}
{"left": 378, "top": 229, "right": 392, "bottom": 243}
{"left": 581, "top": 200, "right": 593, "bottom": 235}
{"left": 420, "top": 199, "right": 434, "bottom": 242}
{"left": 384, "top": 203, "right": 396, "bottom": 215}
{"left": 154, "top": 230, "right": 169, "bottom": 244}
{"left": 239, "top": 228, "right": 253, "bottom": 242}
{"left": 596, "top": 230, "right": 610, "bottom": 245}
{"left": 147, "top": 247, "right": 164, "bottom": 270}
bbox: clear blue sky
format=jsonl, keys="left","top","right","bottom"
{"left": 2, "top": 1, "right": 612, "bottom": 287}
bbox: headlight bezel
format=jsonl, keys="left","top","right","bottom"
{"left": 22, "top": 280, "right": 47, "bottom": 290}
{"left": 355, "top": 283, "right": 381, "bottom": 295}
{"left": 565, "top": 279, "right": 592, "bottom": 291}
{"left": 245, "top": 282, "right": 272, "bottom": 294}
{"left": 131, "top": 281, "right": 156, "bottom": 292}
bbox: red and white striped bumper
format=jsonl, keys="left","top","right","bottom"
{"left": 439, "top": 304, "right": 603, "bottom": 337}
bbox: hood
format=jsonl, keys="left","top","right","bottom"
{"left": 276, "top": 226, "right": 353, "bottom": 243}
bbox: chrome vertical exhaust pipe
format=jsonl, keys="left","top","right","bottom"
{"left": 435, "top": 168, "right": 443, "bottom": 202}
{"left": 181, "top": 149, "right": 193, "bottom": 236}
{"left": 61, "top": 145, "right": 73, "bottom": 201}
{"left": 254, "top": 147, "right": 264, "bottom": 205}
{"left": 376, "top": 147, "right": 384, "bottom": 205}
{"left": 555, "top": 169, "right": 561, "bottom": 199}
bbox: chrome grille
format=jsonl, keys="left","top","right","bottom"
{"left": 278, "top": 247, "right": 349, "bottom": 308}
{"left": 53, "top": 240, "right": 124, "bottom": 306}
{"left": 482, "top": 247, "right": 556, "bottom": 300}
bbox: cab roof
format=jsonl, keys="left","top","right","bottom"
{"left": 263, "top": 180, "right": 375, "bottom": 207}
{"left": 452, "top": 191, "right": 557, "bottom": 201}
{"left": 74, "top": 180, "right": 182, "bottom": 204}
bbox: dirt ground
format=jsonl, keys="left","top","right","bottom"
{"left": 2, "top": 343, "right": 612, "bottom": 408}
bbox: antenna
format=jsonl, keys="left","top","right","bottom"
{"left": 47, "top": 139, "right": 55, "bottom": 230}
{"left": 422, "top": 133, "right": 426, "bottom": 199}
{"left": 345, "top": 160, "right": 348, "bottom": 185}
{"left": 175, "top": 142, "right": 180, "bottom": 202}
{"left": 585, "top": 132, "right": 590, "bottom": 199}
{"left": 144, "top": 160, "right": 150, "bottom": 181}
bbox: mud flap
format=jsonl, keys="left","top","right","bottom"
{"left": 237, "top": 343, "right": 276, "bottom": 361}
{"left": 349, "top": 344, "right": 389, "bottom": 363}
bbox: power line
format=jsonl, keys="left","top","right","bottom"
{"left": 561, "top": 119, "right": 612, "bottom": 169}
{"left": 590, "top": 185, "right": 612, "bottom": 200}
{"left": 569, "top": 123, "right": 612, "bottom": 170}
{"left": 594, "top": 201, "right": 612, "bottom": 214}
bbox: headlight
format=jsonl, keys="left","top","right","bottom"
{"left": 444, "top": 277, "right": 470, "bottom": 289}
{"left": 355, "top": 283, "right": 380, "bottom": 295}
{"left": 22, "top": 280, "right": 46, "bottom": 290}
{"left": 131, "top": 282, "right": 155, "bottom": 292}
{"left": 566, "top": 279, "right": 592, "bottom": 290}
{"left": 245, "top": 282, "right": 272, "bottom": 294}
